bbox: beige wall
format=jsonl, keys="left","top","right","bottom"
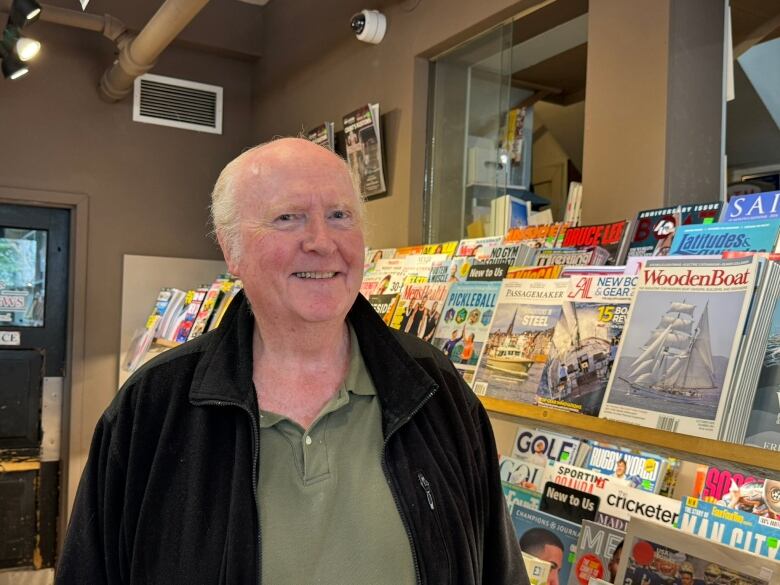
{"left": 252, "top": 0, "right": 551, "bottom": 248}
{"left": 0, "top": 23, "right": 254, "bottom": 508}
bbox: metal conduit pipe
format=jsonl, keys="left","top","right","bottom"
{"left": 99, "top": 0, "right": 210, "bottom": 102}
{"left": 0, "top": 1, "right": 127, "bottom": 41}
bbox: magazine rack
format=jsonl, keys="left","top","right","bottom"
{"left": 481, "top": 397, "right": 779, "bottom": 475}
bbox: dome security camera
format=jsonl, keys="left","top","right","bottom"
{"left": 350, "top": 10, "right": 387, "bottom": 44}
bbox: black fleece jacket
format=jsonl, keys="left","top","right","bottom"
{"left": 57, "top": 292, "right": 527, "bottom": 585}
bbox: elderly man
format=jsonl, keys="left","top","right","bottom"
{"left": 57, "top": 138, "right": 526, "bottom": 584}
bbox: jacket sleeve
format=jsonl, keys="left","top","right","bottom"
{"left": 56, "top": 413, "right": 127, "bottom": 585}
{"left": 473, "top": 400, "right": 530, "bottom": 585}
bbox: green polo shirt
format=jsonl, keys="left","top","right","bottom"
{"left": 257, "top": 325, "right": 417, "bottom": 585}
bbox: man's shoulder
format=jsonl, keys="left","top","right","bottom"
{"left": 387, "top": 329, "right": 479, "bottom": 408}
{"left": 108, "top": 332, "right": 215, "bottom": 420}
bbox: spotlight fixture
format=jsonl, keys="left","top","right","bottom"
{"left": 3, "top": 26, "right": 40, "bottom": 61}
{"left": 1, "top": 0, "right": 41, "bottom": 80}
{"left": 9, "top": 0, "right": 41, "bottom": 27}
{"left": 15, "top": 36, "right": 39, "bottom": 61}
{"left": 0, "top": 50, "right": 28, "bottom": 79}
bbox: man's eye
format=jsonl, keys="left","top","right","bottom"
{"left": 276, "top": 213, "right": 295, "bottom": 222}
{"left": 331, "top": 210, "right": 351, "bottom": 220}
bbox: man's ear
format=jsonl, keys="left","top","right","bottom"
{"left": 216, "top": 231, "right": 240, "bottom": 277}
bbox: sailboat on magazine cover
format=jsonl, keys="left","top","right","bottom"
{"left": 619, "top": 300, "right": 715, "bottom": 403}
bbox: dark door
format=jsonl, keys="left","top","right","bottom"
{"left": 0, "top": 202, "right": 69, "bottom": 570}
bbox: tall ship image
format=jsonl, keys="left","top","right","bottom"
{"left": 486, "top": 308, "right": 534, "bottom": 378}
{"left": 620, "top": 300, "right": 714, "bottom": 403}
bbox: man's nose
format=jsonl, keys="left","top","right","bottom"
{"left": 302, "top": 217, "right": 337, "bottom": 254}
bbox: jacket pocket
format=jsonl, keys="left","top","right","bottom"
{"left": 417, "top": 471, "right": 452, "bottom": 583}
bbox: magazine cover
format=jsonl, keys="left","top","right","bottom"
{"left": 523, "top": 552, "right": 553, "bottom": 585}
{"left": 511, "top": 507, "right": 581, "bottom": 585}
{"left": 306, "top": 122, "right": 335, "bottom": 151}
{"left": 745, "top": 292, "right": 780, "bottom": 451}
{"left": 561, "top": 266, "right": 625, "bottom": 278}
{"left": 505, "top": 223, "right": 568, "bottom": 248}
{"left": 431, "top": 281, "right": 501, "bottom": 384}
{"left": 600, "top": 257, "right": 758, "bottom": 439}
{"left": 187, "top": 276, "right": 228, "bottom": 341}
{"left": 508, "top": 265, "right": 564, "bottom": 279}
{"left": 627, "top": 203, "right": 721, "bottom": 257}
{"left": 511, "top": 425, "right": 582, "bottom": 465}
{"left": 615, "top": 518, "right": 780, "bottom": 585}
{"left": 567, "top": 520, "right": 625, "bottom": 585}
{"left": 367, "top": 293, "right": 399, "bottom": 325}
{"left": 206, "top": 280, "right": 243, "bottom": 333}
{"left": 359, "top": 258, "right": 408, "bottom": 298}
{"left": 499, "top": 454, "right": 546, "bottom": 491}
{"left": 441, "top": 237, "right": 503, "bottom": 283}
{"left": 422, "top": 240, "right": 459, "bottom": 257}
{"left": 535, "top": 248, "right": 610, "bottom": 267}
{"left": 556, "top": 221, "right": 632, "bottom": 265}
{"left": 428, "top": 257, "right": 453, "bottom": 283}
{"left": 472, "top": 279, "right": 571, "bottom": 404}
{"left": 123, "top": 287, "right": 173, "bottom": 372}
{"left": 388, "top": 282, "right": 449, "bottom": 341}
{"left": 700, "top": 466, "right": 765, "bottom": 506}
{"left": 343, "top": 103, "right": 386, "bottom": 199}
{"left": 540, "top": 275, "right": 636, "bottom": 416}
{"left": 677, "top": 496, "right": 780, "bottom": 558}
{"left": 585, "top": 445, "right": 666, "bottom": 494}
{"left": 720, "top": 190, "right": 780, "bottom": 222}
{"left": 503, "top": 481, "right": 543, "bottom": 513}
{"left": 543, "top": 462, "right": 681, "bottom": 531}
{"left": 669, "top": 219, "right": 780, "bottom": 255}
{"left": 173, "top": 287, "right": 207, "bottom": 343}
{"left": 364, "top": 248, "right": 396, "bottom": 273}
{"left": 454, "top": 236, "right": 504, "bottom": 258}
{"left": 402, "top": 253, "right": 449, "bottom": 281}
{"left": 394, "top": 245, "right": 425, "bottom": 257}
{"left": 157, "top": 288, "right": 186, "bottom": 339}
{"left": 766, "top": 479, "right": 780, "bottom": 517}
{"left": 467, "top": 243, "right": 526, "bottom": 282}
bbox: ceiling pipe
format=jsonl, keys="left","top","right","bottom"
{"left": 0, "top": 1, "right": 128, "bottom": 42}
{"left": 99, "top": 0, "right": 210, "bottom": 102}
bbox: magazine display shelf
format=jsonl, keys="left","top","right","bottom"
{"left": 480, "top": 397, "right": 780, "bottom": 476}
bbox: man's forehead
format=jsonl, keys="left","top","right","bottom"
{"left": 240, "top": 139, "right": 350, "bottom": 178}
{"left": 235, "top": 148, "right": 356, "bottom": 204}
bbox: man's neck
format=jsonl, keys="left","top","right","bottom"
{"left": 252, "top": 317, "right": 351, "bottom": 430}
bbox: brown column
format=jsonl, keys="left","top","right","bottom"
{"left": 581, "top": 0, "right": 726, "bottom": 224}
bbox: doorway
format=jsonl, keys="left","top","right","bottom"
{"left": 0, "top": 202, "right": 70, "bottom": 572}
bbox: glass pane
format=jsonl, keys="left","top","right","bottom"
{"left": 726, "top": 37, "right": 780, "bottom": 196}
{"left": 0, "top": 227, "right": 47, "bottom": 327}
{"left": 426, "top": 22, "right": 514, "bottom": 243}
{"left": 426, "top": 3, "right": 590, "bottom": 240}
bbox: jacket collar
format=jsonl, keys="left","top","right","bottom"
{"left": 189, "top": 291, "right": 436, "bottom": 432}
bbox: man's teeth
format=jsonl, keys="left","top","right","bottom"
{"left": 295, "top": 271, "right": 336, "bottom": 279}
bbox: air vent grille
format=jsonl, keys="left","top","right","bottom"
{"left": 133, "top": 74, "right": 223, "bottom": 134}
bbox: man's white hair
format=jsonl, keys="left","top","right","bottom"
{"left": 210, "top": 138, "right": 366, "bottom": 262}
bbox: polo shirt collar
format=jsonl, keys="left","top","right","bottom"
{"left": 190, "top": 291, "right": 436, "bottom": 435}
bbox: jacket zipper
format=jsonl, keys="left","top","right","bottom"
{"left": 381, "top": 384, "right": 438, "bottom": 585}
{"left": 418, "top": 473, "right": 434, "bottom": 510}
{"left": 195, "top": 399, "right": 262, "bottom": 585}
{"left": 417, "top": 472, "right": 451, "bottom": 581}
